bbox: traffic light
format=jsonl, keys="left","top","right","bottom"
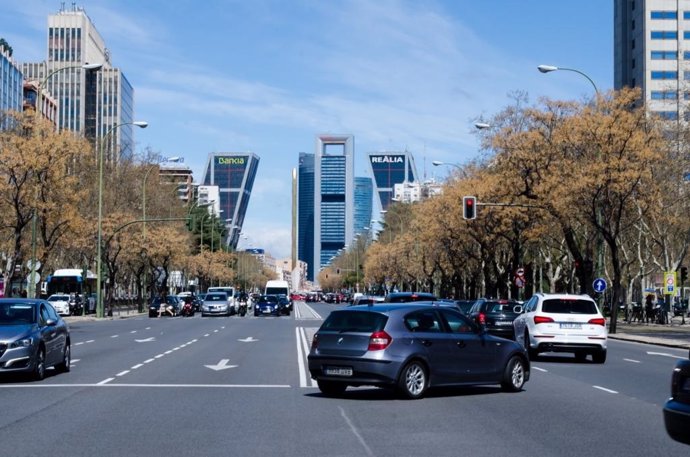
{"left": 463, "top": 196, "right": 477, "bottom": 220}
{"left": 681, "top": 266, "right": 687, "bottom": 284}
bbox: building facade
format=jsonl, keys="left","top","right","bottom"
{"left": 201, "top": 152, "right": 260, "bottom": 249}
{"left": 314, "top": 134, "right": 354, "bottom": 275}
{"left": 354, "top": 176, "right": 373, "bottom": 237}
{"left": 23, "top": 4, "right": 136, "bottom": 161}
{"left": 297, "top": 152, "right": 315, "bottom": 280}
{"left": 615, "top": 0, "right": 690, "bottom": 120}
{"left": 367, "top": 152, "right": 418, "bottom": 211}
{"left": 160, "top": 164, "right": 194, "bottom": 203}
{"left": 0, "top": 47, "right": 22, "bottom": 125}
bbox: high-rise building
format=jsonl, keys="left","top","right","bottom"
{"left": 314, "top": 134, "right": 354, "bottom": 275}
{"left": 297, "top": 153, "right": 315, "bottom": 280}
{"left": 615, "top": 0, "right": 690, "bottom": 120}
{"left": 367, "top": 152, "right": 418, "bottom": 211}
{"left": 201, "top": 152, "right": 260, "bottom": 249}
{"left": 0, "top": 47, "right": 22, "bottom": 125}
{"left": 22, "top": 4, "right": 135, "bottom": 161}
{"left": 354, "top": 177, "right": 373, "bottom": 236}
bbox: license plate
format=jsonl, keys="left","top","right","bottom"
{"left": 263, "top": 309, "right": 271, "bottom": 314}
{"left": 560, "top": 322, "right": 582, "bottom": 329}
{"left": 325, "top": 367, "right": 353, "bottom": 377}
{"left": 495, "top": 321, "right": 512, "bottom": 326}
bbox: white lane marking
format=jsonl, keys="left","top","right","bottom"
{"left": 131, "top": 364, "right": 143, "bottom": 369}
{"left": 172, "top": 347, "right": 180, "bottom": 351}
{"left": 213, "top": 330, "right": 219, "bottom": 333}
{"left": 532, "top": 366, "right": 548, "bottom": 372}
{"left": 164, "top": 350, "right": 173, "bottom": 355}
{"left": 130, "top": 331, "right": 137, "bottom": 334}
{"left": 135, "top": 337, "right": 156, "bottom": 343}
{"left": 143, "top": 358, "right": 155, "bottom": 364}
{"left": 0, "top": 384, "right": 291, "bottom": 388}
{"left": 71, "top": 359, "right": 80, "bottom": 363}
{"left": 116, "top": 370, "right": 130, "bottom": 377}
{"left": 111, "top": 335, "right": 119, "bottom": 338}
{"left": 204, "top": 334, "right": 210, "bottom": 337}
{"left": 295, "top": 302, "right": 322, "bottom": 320}
{"left": 339, "top": 406, "right": 374, "bottom": 457}
{"left": 593, "top": 385, "right": 618, "bottom": 394}
{"left": 154, "top": 354, "right": 164, "bottom": 359}
{"left": 86, "top": 340, "right": 95, "bottom": 344}
{"left": 145, "top": 327, "right": 151, "bottom": 330}
{"left": 624, "top": 358, "right": 641, "bottom": 363}
{"left": 297, "top": 327, "right": 317, "bottom": 388}
{"left": 74, "top": 342, "right": 84, "bottom": 346}
{"left": 238, "top": 337, "right": 258, "bottom": 342}
{"left": 647, "top": 351, "right": 686, "bottom": 360}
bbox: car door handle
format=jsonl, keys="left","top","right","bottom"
{"left": 420, "top": 339, "right": 433, "bottom": 347}
{"left": 456, "top": 341, "right": 466, "bottom": 348}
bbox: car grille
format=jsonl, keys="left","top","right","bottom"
{"left": 0, "top": 343, "right": 6, "bottom": 358}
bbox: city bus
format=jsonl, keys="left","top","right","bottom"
{"left": 44, "top": 269, "right": 97, "bottom": 313}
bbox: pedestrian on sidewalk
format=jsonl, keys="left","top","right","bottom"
{"left": 645, "top": 294, "right": 654, "bottom": 324}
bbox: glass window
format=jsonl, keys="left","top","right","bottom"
{"left": 653, "top": 111, "right": 679, "bottom": 120}
{"left": 652, "top": 50, "right": 677, "bottom": 60}
{"left": 404, "top": 310, "right": 442, "bottom": 333}
{"left": 651, "top": 11, "right": 678, "bottom": 19}
{"left": 685, "top": 31, "right": 690, "bottom": 39}
{"left": 651, "top": 31, "right": 678, "bottom": 39}
{"left": 685, "top": 11, "right": 690, "bottom": 20}
{"left": 321, "top": 311, "right": 387, "bottom": 332}
{"left": 651, "top": 90, "right": 678, "bottom": 100}
{"left": 440, "top": 309, "right": 474, "bottom": 334}
{"left": 651, "top": 71, "right": 678, "bottom": 79}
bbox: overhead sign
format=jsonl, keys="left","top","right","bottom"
{"left": 664, "top": 271, "right": 677, "bottom": 295}
{"left": 593, "top": 278, "right": 607, "bottom": 293}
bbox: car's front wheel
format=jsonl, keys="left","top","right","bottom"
{"left": 32, "top": 346, "right": 46, "bottom": 381}
{"left": 317, "top": 380, "right": 347, "bottom": 397}
{"left": 398, "top": 360, "right": 427, "bottom": 399}
{"left": 501, "top": 356, "right": 526, "bottom": 392}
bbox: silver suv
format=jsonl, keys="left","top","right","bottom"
{"left": 513, "top": 293, "right": 608, "bottom": 363}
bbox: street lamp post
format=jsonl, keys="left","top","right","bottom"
{"left": 96, "top": 121, "right": 148, "bottom": 318}
{"left": 537, "top": 65, "right": 600, "bottom": 96}
{"left": 28, "top": 62, "right": 103, "bottom": 298}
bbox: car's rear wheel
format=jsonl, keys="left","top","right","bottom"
{"left": 317, "top": 380, "right": 347, "bottom": 397}
{"left": 56, "top": 343, "right": 71, "bottom": 373}
{"left": 398, "top": 360, "right": 427, "bottom": 399}
{"left": 592, "top": 349, "right": 607, "bottom": 364}
{"left": 501, "top": 356, "right": 526, "bottom": 392}
{"left": 575, "top": 351, "right": 587, "bottom": 362}
{"left": 32, "top": 346, "right": 46, "bottom": 381}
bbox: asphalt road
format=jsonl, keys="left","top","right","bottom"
{"left": 0, "top": 301, "right": 688, "bottom": 457}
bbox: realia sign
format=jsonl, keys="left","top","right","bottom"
{"left": 370, "top": 155, "right": 404, "bottom": 164}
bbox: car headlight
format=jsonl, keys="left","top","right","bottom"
{"left": 10, "top": 337, "right": 33, "bottom": 348}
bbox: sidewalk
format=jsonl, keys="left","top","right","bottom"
{"left": 608, "top": 315, "right": 690, "bottom": 350}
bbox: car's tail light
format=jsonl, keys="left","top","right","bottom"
{"left": 588, "top": 317, "right": 606, "bottom": 326}
{"left": 534, "top": 315, "right": 554, "bottom": 324}
{"left": 478, "top": 313, "right": 486, "bottom": 325}
{"left": 310, "top": 334, "right": 319, "bottom": 350}
{"left": 368, "top": 331, "right": 392, "bottom": 351}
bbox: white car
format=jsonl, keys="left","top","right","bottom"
{"left": 47, "top": 294, "right": 71, "bottom": 316}
{"left": 513, "top": 293, "right": 608, "bottom": 363}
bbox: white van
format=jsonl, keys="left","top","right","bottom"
{"left": 207, "top": 286, "right": 236, "bottom": 314}
{"left": 265, "top": 280, "right": 290, "bottom": 297}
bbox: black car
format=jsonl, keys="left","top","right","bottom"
{"left": 467, "top": 298, "right": 523, "bottom": 340}
{"left": 454, "top": 300, "right": 475, "bottom": 315}
{"left": 384, "top": 292, "right": 437, "bottom": 303}
{"left": 277, "top": 294, "right": 292, "bottom": 315}
{"left": 664, "top": 350, "right": 690, "bottom": 445}
{"left": 148, "top": 296, "right": 182, "bottom": 317}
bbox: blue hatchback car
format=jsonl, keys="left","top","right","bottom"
{"left": 308, "top": 304, "right": 529, "bottom": 399}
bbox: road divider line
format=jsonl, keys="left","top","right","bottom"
{"left": 131, "top": 364, "right": 143, "bottom": 369}
{"left": 116, "top": 370, "right": 130, "bottom": 377}
{"left": 97, "top": 378, "right": 114, "bottom": 385}
{"left": 339, "top": 406, "right": 374, "bottom": 457}
{"left": 593, "top": 385, "right": 618, "bottom": 394}
{"left": 111, "top": 335, "right": 119, "bottom": 338}
{"left": 532, "top": 366, "right": 548, "bottom": 372}
{"left": 623, "top": 358, "right": 641, "bottom": 363}
{"left": 143, "top": 358, "right": 155, "bottom": 364}
{"left": 296, "top": 328, "right": 308, "bottom": 387}
{"left": 296, "top": 327, "right": 317, "bottom": 387}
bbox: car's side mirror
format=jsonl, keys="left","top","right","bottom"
{"left": 45, "top": 319, "right": 57, "bottom": 327}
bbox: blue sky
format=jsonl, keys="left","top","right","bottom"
{"left": 1, "top": 0, "right": 613, "bottom": 259}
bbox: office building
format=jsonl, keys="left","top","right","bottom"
{"left": 159, "top": 164, "right": 194, "bottom": 203}
{"left": 22, "top": 4, "right": 135, "bottom": 161}
{"left": 615, "top": 0, "right": 690, "bottom": 120}
{"left": 297, "top": 153, "right": 315, "bottom": 280}
{"left": 0, "top": 47, "right": 22, "bottom": 125}
{"left": 314, "top": 134, "right": 354, "bottom": 275}
{"left": 200, "top": 152, "right": 260, "bottom": 249}
{"left": 368, "top": 152, "right": 418, "bottom": 211}
{"left": 354, "top": 177, "right": 373, "bottom": 236}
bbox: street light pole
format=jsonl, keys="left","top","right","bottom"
{"left": 28, "top": 62, "right": 103, "bottom": 298}
{"left": 537, "top": 65, "right": 600, "bottom": 96}
{"left": 96, "top": 121, "right": 148, "bottom": 318}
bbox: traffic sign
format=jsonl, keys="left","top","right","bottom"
{"left": 664, "top": 271, "right": 677, "bottom": 295}
{"left": 593, "top": 278, "right": 607, "bottom": 293}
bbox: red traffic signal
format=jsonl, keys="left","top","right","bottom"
{"left": 463, "top": 196, "right": 477, "bottom": 220}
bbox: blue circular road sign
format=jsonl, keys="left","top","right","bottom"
{"left": 593, "top": 278, "right": 607, "bottom": 293}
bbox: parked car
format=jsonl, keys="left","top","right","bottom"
{"left": 664, "top": 349, "right": 690, "bottom": 445}
{"left": 308, "top": 304, "right": 530, "bottom": 399}
{"left": 254, "top": 295, "right": 281, "bottom": 316}
{"left": 148, "top": 295, "right": 182, "bottom": 318}
{"left": 513, "top": 293, "right": 608, "bottom": 363}
{"left": 46, "top": 294, "right": 71, "bottom": 316}
{"left": 467, "top": 298, "right": 523, "bottom": 340}
{"left": 0, "top": 298, "right": 71, "bottom": 380}
{"left": 384, "top": 292, "right": 437, "bottom": 303}
{"left": 201, "top": 292, "right": 232, "bottom": 317}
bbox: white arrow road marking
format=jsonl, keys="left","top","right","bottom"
{"left": 238, "top": 337, "right": 258, "bottom": 342}
{"left": 135, "top": 337, "right": 156, "bottom": 343}
{"left": 205, "top": 359, "right": 238, "bottom": 371}
{"left": 647, "top": 351, "right": 686, "bottom": 360}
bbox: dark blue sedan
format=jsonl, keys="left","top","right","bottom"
{"left": 254, "top": 295, "right": 281, "bottom": 317}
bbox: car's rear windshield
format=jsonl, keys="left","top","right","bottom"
{"left": 385, "top": 293, "right": 437, "bottom": 303}
{"left": 482, "top": 302, "right": 520, "bottom": 313}
{"left": 205, "top": 293, "right": 227, "bottom": 301}
{"left": 542, "top": 299, "right": 598, "bottom": 314}
{"left": 48, "top": 295, "right": 69, "bottom": 301}
{"left": 321, "top": 311, "right": 388, "bottom": 333}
